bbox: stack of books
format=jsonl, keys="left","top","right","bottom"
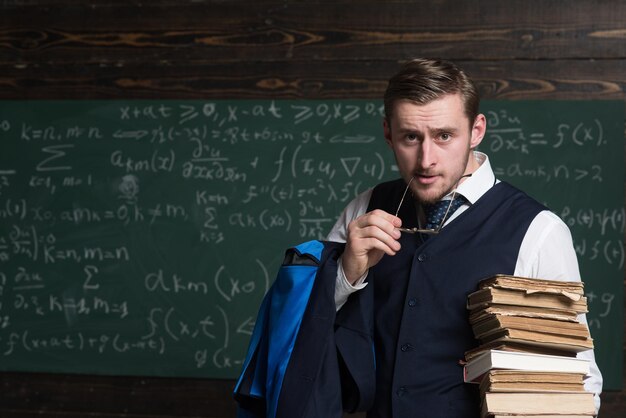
{"left": 464, "top": 275, "right": 596, "bottom": 417}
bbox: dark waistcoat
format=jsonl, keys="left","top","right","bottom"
{"left": 365, "top": 179, "right": 546, "bottom": 418}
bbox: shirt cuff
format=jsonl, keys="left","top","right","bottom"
{"left": 334, "top": 255, "right": 368, "bottom": 311}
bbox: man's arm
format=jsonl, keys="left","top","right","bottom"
{"left": 327, "top": 189, "right": 401, "bottom": 310}
{"left": 516, "top": 210, "right": 603, "bottom": 414}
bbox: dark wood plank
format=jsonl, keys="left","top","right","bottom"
{"left": 1, "top": 59, "right": 626, "bottom": 100}
{"left": 0, "top": 372, "right": 237, "bottom": 417}
{"left": 2, "top": 1, "right": 626, "bottom": 64}
{"left": 1, "top": 361, "right": 625, "bottom": 417}
{"left": 0, "top": 412, "right": 181, "bottom": 418}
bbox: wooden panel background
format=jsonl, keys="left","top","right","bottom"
{"left": 0, "top": 0, "right": 624, "bottom": 416}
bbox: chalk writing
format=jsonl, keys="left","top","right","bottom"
{"left": 0, "top": 100, "right": 622, "bottom": 381}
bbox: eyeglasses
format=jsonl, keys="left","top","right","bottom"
{"left": 394, "top": 174, "right": 472, "bottom": 235}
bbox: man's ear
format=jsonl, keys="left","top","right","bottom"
{"left": 383, "top": 118, "right": 393, "bottom": 148}
{"left": 470, "top": 114, "right": 486, "bottom": 149}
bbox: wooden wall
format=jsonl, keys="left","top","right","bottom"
{"left": 0, "top": 0, "right": 624, "bottom": 416}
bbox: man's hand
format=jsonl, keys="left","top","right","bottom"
{"left": 342, "top": 209, "right": 402, "bottom": 285}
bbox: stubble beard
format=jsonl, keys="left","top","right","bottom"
{"left": 408, "top": 151, "right": 471, "bottom": 205}
{"left": 411, "top": 179, "right": 453, "bottom": 205}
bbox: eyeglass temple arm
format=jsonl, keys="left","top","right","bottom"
{"left": 394, "top": 176, "right": 415, "bottom": 217}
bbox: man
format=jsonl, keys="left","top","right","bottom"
{"left": 327, "top": 58, "right": 602, "bottom": 417}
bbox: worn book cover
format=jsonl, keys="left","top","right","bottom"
{"left": 464, "top": 341, "right": 577, "bottom": 362}
{"left": 471, "top": 314, "right": 590, "bottom": 340}
{"left": 478, "top": 275, "right": 585, "bottom": 299}
{"left": 469, "top": 304, "right": 579, "bottom": 323}
{"left": 467, "top": 287, "right": 588, "bottom": 313}
{"left": 480, "top": 328, "right": 594, "bottom": 352}
{"left": 464, "top": 349, "right": 590, "bottom": 383}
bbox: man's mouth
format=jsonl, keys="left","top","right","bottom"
{"left": 415, "top": 173, "right": 439, "bottom": 185}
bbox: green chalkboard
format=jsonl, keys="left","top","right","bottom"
{"left": 0, "top": 100, "right": 622, "bottom": 389}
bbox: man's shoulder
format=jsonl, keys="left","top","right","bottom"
{"left": 472, "top": 181, "right": 549, "bottom": 231}
{"left": 490, "top": 181, "right": 548, "bottom": 211}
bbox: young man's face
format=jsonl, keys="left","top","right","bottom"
{"left": 383, "top": 93, "right": 486, "bottom": 204}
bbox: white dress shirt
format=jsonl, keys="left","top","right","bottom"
{"left": 326, "top": 151, "right": 602, "bottom": 413}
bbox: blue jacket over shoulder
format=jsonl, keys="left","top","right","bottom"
{"left": 233, "top": 240, "right": 376, "bottom": 418}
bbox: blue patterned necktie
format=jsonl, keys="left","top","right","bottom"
{"left": 423, "top": 195, "right": 468, "bottom": 230}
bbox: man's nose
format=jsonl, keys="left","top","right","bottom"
{"left": 418, "top": 139, "right": 436, "bottom": 169}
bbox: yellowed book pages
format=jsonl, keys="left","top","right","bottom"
{"left": 467, "top": 287, "right": 588, "bottom": 313}
{"left": 481, "top": 392, "right": 595, "bottom": 417}
{"left": 491, "top": 415, "right": 593, "bottom": 418}
{"left": 480, "top": 328, "right": 594, "bottom": 352}
{"left": 472, "top": 315, "right": 590, "bottom": 340}
{"left": 482, "top": 382, "right": 586, "bottom": 394}
{"left": 470, "top": 304, "right": 579, "bottom": 323}
{"left": 480, "top": 370, "right": 586, "bottom": 395}
{"left": 478, "top": 274, "right": 585, "bottom": 300}
{"left": 486, "top": 369, "right": 586, "bottom": 384}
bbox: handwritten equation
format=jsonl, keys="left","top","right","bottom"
{"left": 0, "top": 100, "right": 622, "bottom": 378}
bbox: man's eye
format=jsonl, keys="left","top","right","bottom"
{"left": 406, "top": 134, "right": 417, "bottom": 141}
{"left": 440, "top": 133, "right": 451, "bottom": 141}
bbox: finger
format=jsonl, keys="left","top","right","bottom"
{"left": 363, "top": 237, "right": 400, "bottom": 257}
{"left": 352, "top": 211, "right": 402, "bottom": 240}
{"left": 368, "top": 209, "right": 402, "bottom": 228}
{"left": 358, "top": 226, "right": 402, "bottom": 253}
{"left": 348, "top": 219, "right": 401, "bottom": 254}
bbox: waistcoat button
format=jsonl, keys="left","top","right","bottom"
{"left": 396, "top": 386, "right": 407, "bottom": 397}
{"left": 408, "top": 298, "right": 417, "bottom": 307}
{"left": 417, "top": 253, "right": 428, "bottom": 262}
